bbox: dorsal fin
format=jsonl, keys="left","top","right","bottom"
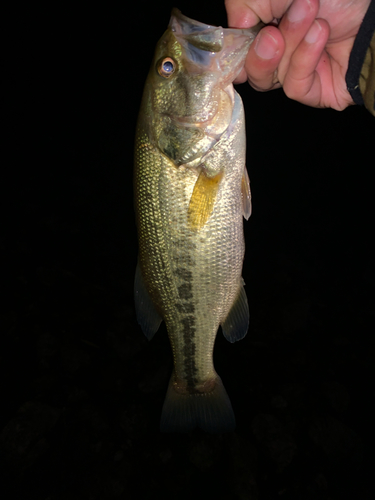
{"left": 134, "top": 260, "right": 162, "bottom": 340}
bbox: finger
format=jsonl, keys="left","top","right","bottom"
{"left": 237, "top": 26, "right": 285, "bottom": 90}
{"left": 225, "top": 0, "right": 293, "bottom": 27}
{"left": 283, "top": 19, "right": 330, "bottom": 106}
{"left": 225, "top": 0, "right": 260, "bottom": 28}
{"left": 277, "top": 0, "right": 319, "bottom": 83}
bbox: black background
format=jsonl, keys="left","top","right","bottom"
{"left": 2, "top": 1, "right": 375, "bottom": 499}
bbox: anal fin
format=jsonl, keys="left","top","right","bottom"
{"left": 221, "top": 280, "right": 249, "bottom": 343}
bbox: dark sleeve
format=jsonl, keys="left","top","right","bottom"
{"left": 346, "top": 0, "right": 375, "bottom": 116}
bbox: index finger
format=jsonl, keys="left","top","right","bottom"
{"left": 225, "top": 0, "right": 293, "bottom": 28}
{"left": 225, "top": 0, "right": 261, "bottom": 28}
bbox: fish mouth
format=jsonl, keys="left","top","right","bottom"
{"left": 169, "top": 9, "right": 262, "bottom": 88}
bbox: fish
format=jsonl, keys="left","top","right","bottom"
{"left": 134, "top": 9, "right": 261, "bottom": 433}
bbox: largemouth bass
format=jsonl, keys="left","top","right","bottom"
{"left": 134, "top": 9, "right": 260, "bottom": 433}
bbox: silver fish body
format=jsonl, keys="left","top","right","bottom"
{"left": 134, "top": 9, "right": 259, "bottom": 432}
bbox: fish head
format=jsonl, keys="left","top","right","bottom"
{"left": 142, "top": 9, "right": 260, "bottom": 165}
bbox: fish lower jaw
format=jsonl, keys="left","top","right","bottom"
{"left": 161, "top": 86, "right": 234, "bottom": 131}
{"left": 224, "top": 84, "right": 235, "bottom": 104}
{"left": 172, "top": 374, "right": 218, "bottom": 395}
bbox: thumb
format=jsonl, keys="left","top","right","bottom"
{"left": 240, "top": 26, "right": 285, "bottom": 90}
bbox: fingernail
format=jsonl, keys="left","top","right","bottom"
{"left": 287, "top": 0, "right": 311, "bottom": 23}
{"left": 255, "top": 32, "right": 279, "bottom": 60}
{"left": 304, "top": 20, "right": 322, "bottom": 43}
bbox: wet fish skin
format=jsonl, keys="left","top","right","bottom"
{"left": 134, "top": 9, "right": 259, "bottom": 433}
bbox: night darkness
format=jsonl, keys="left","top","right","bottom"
{"left": 2, "top": 1, "right": 375, "bottom": 499}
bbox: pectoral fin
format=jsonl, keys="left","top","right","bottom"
{"left": 134, "top": 260, "right": 162, "bottom": 340}
{"left": 221, "top": 280, "right": 249, "bottom": 343}
{"left": 241, "top": 166, "right": 252, "bottom": 220}
{"left": 187, "top": 170, "right": 223, "bottom": 232}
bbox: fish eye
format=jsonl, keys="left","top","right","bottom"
{"left": 158, "top": 57, "right": 176, "bottom": 78}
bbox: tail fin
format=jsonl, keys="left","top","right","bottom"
{"left": 160, "top": 374, "right": 236, "bottom": 433}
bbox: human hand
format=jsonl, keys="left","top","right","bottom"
{"left": 225, "top": 0, "right": 371, "bottom": 110}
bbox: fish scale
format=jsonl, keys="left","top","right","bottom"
{"left": 134, "top": 9, "right": 261, "bottom": 432}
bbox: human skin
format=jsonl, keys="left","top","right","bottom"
{"left": 225, "top": 0, "right": 371, "bottom": 110}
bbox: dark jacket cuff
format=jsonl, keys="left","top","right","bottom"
{"left": 346, "top": 0, "right": 375, "bottom": 112}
